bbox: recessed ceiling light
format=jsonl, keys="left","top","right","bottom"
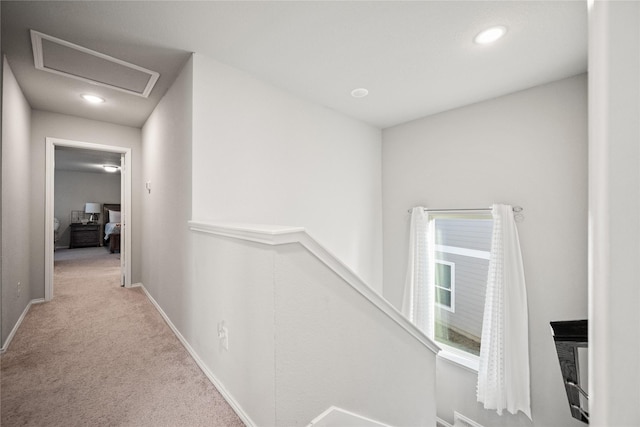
{"left": 351, "top": 88, "right": 369, "bottom": 98}
{"left": 103, "top": 165, "right": 119, "bottom": 173}
{"left": 474, "top": 26, "right": 507, "bottom": 45}
{"left": 81, "top": 94, "right": 105, "bottom": 104}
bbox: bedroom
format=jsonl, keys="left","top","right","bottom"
{"left": 54, "top": 146, "right": 122, "bottom": 256}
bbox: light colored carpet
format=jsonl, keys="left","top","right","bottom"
{"left": 54, "top": 246, "right": 119, "bottom": 262}
{"left": 1, "top": 250, "right": 244, "bottom": 426}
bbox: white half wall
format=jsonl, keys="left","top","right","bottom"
{"left": 274, "top": 242, "right": 436, "bottom": 426}
{"left": 188, "top": 227, "right": 437, "bottom": 426}
{"left": 382, "top": 75, "right": 588, "bottom": 427}
{"left": 191, "top": 53, "right": 383, "bottom": 291}
{"left": 1, "top": 57, "right": 33, "bottom": 346}
{"left": 189, "top": 231, "right": 276, "bottom": 426}
{"left": 30, "top": 111, "right": 142, "bottom": 292}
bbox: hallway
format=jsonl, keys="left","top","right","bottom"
{"left": 0, "top": 248, "right": 243, "bottom": 426}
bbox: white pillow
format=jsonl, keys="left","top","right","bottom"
{"left": 109, "top": 210, "right": 121, "bottom": 223}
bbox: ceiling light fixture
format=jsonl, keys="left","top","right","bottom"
{"left": 103, "top": 165, "right": 119, "bottom": 173}
{"left": 81, "top": 94, "right": 105, "bottom": 104}
{"left": 351, "top": 88, "right": 369, "bottom": 98}
{"left": 474, "top": 26, "right": 507, "bottom": 45}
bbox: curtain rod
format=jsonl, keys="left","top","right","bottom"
{"left": 407, "top": 206, "right": 523, "bottom": 214}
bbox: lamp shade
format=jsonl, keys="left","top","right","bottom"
{"left": 85, "top": 203, "right": 101, "bottom": 214}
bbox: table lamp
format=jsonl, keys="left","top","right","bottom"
{"left": 85, "top": 202, "right": 101, "bottom": 223}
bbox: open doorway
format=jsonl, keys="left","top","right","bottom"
{"left": 45, "top": 137, "right": 132, "bottom": 301}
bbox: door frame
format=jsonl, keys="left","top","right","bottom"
{"left": 45, "top": 137, "right": 132, "bottom": 301}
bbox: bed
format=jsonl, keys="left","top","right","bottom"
{"left": 103, "top": 203, "right": 121, "bottom": 253}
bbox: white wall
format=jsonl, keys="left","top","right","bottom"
{"left": 191, "top": 54, "right": 383, "bottom": 291}
{"left": 1, "top": 57, "right": 33, "bottom": 346}
{"left": 140, "top": 54, "right": 274, "bottom": 424}
{"left": 141, "top": 55, "right": 192, "bottom": 333}
{"left": 189, "top": 232, "right": 276, "bottom": 426}
{"left": 1, "top": 15, "right": 4, "bottom": 349}
{"left": 588, "top": 2, "right": 640, "bottom": 425}
{"left": 274, "top": 242, "right": 436, "bottom": 426}
{"left": 188, "top": 230, "right": 437, "bottom": 426}
{"left": 30, "top": 111, "right": 142, "bottom": 293}
{"left": 54, "top": 170, "right": 121, "bottom": 248}
{"left": 382, "top": 75, "right": 588, "bottom": 427}
{"left": 141, "top": 53, "right": 437, "bottom": 426}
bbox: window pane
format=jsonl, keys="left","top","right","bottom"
{"left": 432, "top": 217, "right": 492, "bottom": 357}
{"left": 435, "top": 288, "right": 451, "bottom": 307}
{"left": 435, "top": 263, "right": 451, "bottom": 288}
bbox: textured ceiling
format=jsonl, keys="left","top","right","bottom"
{"left": 2, "top": 1, "right": 587, "bottom": 129}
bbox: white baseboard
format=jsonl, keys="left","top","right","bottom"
{"left": 308, "top": 406, "right": 391, "bottom": 426}
{"left": 437, "top": 417, "right": 453, "bottom": 427}
{"left": 1, "top": 298, "right": 46, "bottom": 354}
{"left": 137, "top": 284, "right": 256, "bottom": 427}
{"left": 453, "top": 412, "right": 485, "bottom": 427}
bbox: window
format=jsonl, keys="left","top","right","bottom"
{"left": 431, "top": 215, "right": 493, "bottom": 358}
{"left": 434, "top": 260, "right": 455, "bottom": 311}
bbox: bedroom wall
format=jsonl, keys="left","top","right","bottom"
{"left": 381, "top": 74, "right": 587, "bottom": 427}
{"left": 1, "top": 57, "right": 33, "bottom": 347}
{"left": 54, "top": 170, "right": 121, "bottom": 248}
{"left": 30, "top": 111, "right": 142, "bottom": 293}
{"left": 191, "top": 53, "right": 383, "bottom": 291}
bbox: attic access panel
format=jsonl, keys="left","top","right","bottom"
{"left": 31, "top": 30, "right": 159, "bottom": 98}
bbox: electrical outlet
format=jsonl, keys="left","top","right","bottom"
{"left": 16, "top": 281, "right": 21, "bottom": 298}
{"left": 217, "top": 321, "right": 229, "bottom": 351}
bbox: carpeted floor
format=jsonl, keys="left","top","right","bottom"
{"left": 53, "top": 246, "right": 120, "bottom": 262}
{"left": 1, "top": 248, "right": 244, "bottom": 426}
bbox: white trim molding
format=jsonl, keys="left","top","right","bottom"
{"left": 137, "top": 283, "right": 257, "bottom": 427}
{"left": 434, "top": 259, "right": 456, "bottom": 312}
{"left": 31, "top": 30, "right": 159, "bottom": 98}
{"left": 435, "top": 244, "right": 490, "bottom": 260}
{"left": 308, "top": 406, "right": 391, "bottom": 427}
{"left": 454, "top": 411, "right": 485, "bottom": 427}
{"left": 188, "top": 221, "right": 441, "bottom": 355}
{"left": 437, "top": 343, "right": 480, "bottom": 373}
{"left": 45, "top": 137, "right": 133, "bottom": 301}
{"left": 0, "top": 299, "right": 46, "bottom": 354}
{"left": 436, "top": 417, "right": 454, "bottom": 427}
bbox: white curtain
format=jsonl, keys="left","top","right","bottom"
{"left": 402, "top": 207, "right": 435, "bottom": 338}
{"left": 477, "top": 204, "right": 531, "bottom": 419}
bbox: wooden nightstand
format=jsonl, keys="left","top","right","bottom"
{"left": 69, "top": 223, "right": 101, "bottom": 248}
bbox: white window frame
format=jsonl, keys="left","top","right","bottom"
{"left": 434, "top": 260, "right": 455, "bottom": 312}
{"left": 429, "top": 214, "right": 493, "bottom": 372}
{"left": 437, "top": 342, "right": 480, "bottom": 372}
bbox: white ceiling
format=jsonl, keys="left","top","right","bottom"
{"left": 2, "top": 1, "right": 587, "bottom": 130}
{"left": 55, "top": 147, "right": 122, "bottom": 174}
